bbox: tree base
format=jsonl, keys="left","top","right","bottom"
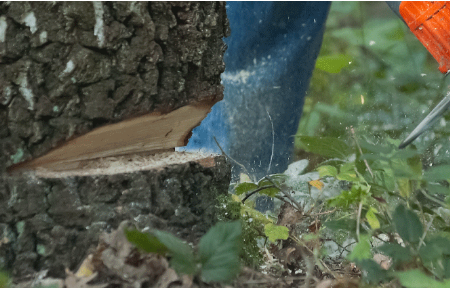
{"left": 0, "top": 152, "right": 231, "bottom": 278}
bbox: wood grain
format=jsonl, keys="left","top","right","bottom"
{"left": 9, "top": 104, "right": 211, "bottom": 172}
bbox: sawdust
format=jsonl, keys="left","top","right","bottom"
{"left": 33, "top": 151, "right": 218, "bottom": 178}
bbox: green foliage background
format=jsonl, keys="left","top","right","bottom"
{"left": 296, "top": 2, "right": 450, "bottom": 164}
{"left": 288, "top": 3, "right": 450, "bottom": 286}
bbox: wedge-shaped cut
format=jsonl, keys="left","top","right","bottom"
{"left": 10, "top": 104, "right": 211, "bottom": 171}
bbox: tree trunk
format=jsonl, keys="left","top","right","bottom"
{"left": 0, "top": 1, "right": 230, "bottom": 279}
{"left": 0, "top": 1, "right": 229, "bottom": 173}
{"left": 1, "top": 153, "right": 231, "bottom": 278}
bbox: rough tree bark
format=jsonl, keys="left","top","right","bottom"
{"left": 0, "top": 1, "right": 230, "bottom": 279}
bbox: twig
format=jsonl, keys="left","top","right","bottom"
{"left": 274, "top": 195, "right": 288, "bottom": 203}
{"left": 264, "top": 176, "right": 303, "bottom": 211}
{"left": 292, "top": 236, "right": 339, "bottom": 279}
{"left": 373, "top": 234, "right": 389, "bottom": 244}
{"left": 196, "top": 275, "right": 204, "bottom": 288}
{"left": 321, "top": 239, "right": 352, "bottom": 256}
{"left": 418, "top": 214, "right": 436, "bottom": 250}
{"left": 305, "top": 184, "right": 326, "bottom": 215}
{"left": 350, "top": 126, "right": 374, "bottom": 179}
{"left": 241, "top": 185, "right": 276, "bottom": 203}
{"left": 266, "top": 109, "right": 275, "bottom": 174}
{"left": 242, "top": 276, "right": 308, "bottom": 285}
{"left": 301, "top": 250, "right": 315, "bottom": 288}
{"left": 213, "top": 136, "right": 254, "bottom": 182}
{"left": 356, "top": 201, "right": 363, "bottom": 242}
{"left": 339, "top": 240, "right": 357, "bottom": 258}
{"left": 419, "top": 189, "right": 448, "bottom": 207}
{"left": 309, "top": 208, "right": 336, "bottom": 217}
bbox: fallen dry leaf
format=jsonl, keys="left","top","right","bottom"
{"left": 277, "top": 202, "right": 303, "bottom": 227}
{"left": 315, "top": 279, "right": 334, "bottom": 288}
{"left": 95, "top": 221, "right": 169, "bottom": 286}
{"left": 309, "top": 180, "right": 324, "bottom": 190}
{"left": 373, "top": 253, "right": 392, "bottom": 270}
{"left": 155, "top": 268, "right": 181, "bottom": 288}
{"left": 317, "top": 278, "right": 360, "bottom": 288}
{"left": 75, "top": 254, "right": 95, "bottom": 278}
{"left": 65, "top": 270, "right": 107, "bottom": 288}
{"left": 308, "top": 219, "right": 321, "bottom": 233}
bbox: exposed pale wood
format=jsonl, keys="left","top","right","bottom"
{"left": 10, "top": 104, "right": 211, "bottom": 171}
{"left": 32, "top": 151, "right": 218, "bottom": 177}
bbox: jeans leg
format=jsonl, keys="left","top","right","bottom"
{"left": 185, "top": 2, "right": 331, "bottom": 188}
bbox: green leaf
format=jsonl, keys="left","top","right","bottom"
{"left": 264, "top": 223, "right": 289, "bottom": 242}
{"left": 283, "top": 159, "right": 309, "bottom": 177}
{"left": 0, "top": 272, "right": 9, "bottom": 288}
{"left": 407, "top": 155, "right": 423, "bottom": 178}
{"left": 238, "top": 198, "right": 273, "bottom": 225}
{"left": 125, "top": 229, "right": 169, "bottom": 255}
{"left": 327, "top": 184, "right": 368, "bottom": 209}
{"left": 234, "top": 182, "right": 258, "bottom": 196}
{"left": 392, "top": 204, "right": 423, "bottom": 243}
{"left": 152, "top": 230, "right": 197, "bottom": 275}
{"left": 366, "top": 207, "right": 380, "bottom": 230}
{"left": 323, "top": 219, "right": 357, "bottom": 232}
{"left": 340, "top": 162, "right": 355, "bottom": 173}
{"left": 397, "top": 178, "right": 411, "bottom": 199}
{"left": 317, "top": 165, "right": 338, "bottom": 178}
{"left": 239, "top": 173, "right": 252, "bottom": 183}
{"left": 397, "top": 270, "right": 450, "bottom": 288}
{"left": 419, "top": 236, "right": 450, "bottom": 262}
{"left": 248, "top": 179, "right": 280, "bottom": 197}
{"left": 361, "top": 153, "right": 390, "bottom": 162}
{"left": 295, "top": 135, "right": 352, "bottom": 159}
{"left": 427, "top": 183, "right": 450, "bottom": 196}
{"left": 377, "top": 243, "right": 412, "bottom": 265}
{"left": 257, "top": 175, "right": 286, "bottom": 189}
{"left": 198, "top": 221, "right": 242, "bottom": 283}
{"left": 392, "top": 148, "right": 420, "bottom": 160}
{"left": 260, "top": 174, "right": 288, "bottom": 185}
{"left": 314, "top": 102, "right": 350, "bottom": 119}
{"left": 372, "top": 169, "right": 396, "bottom": 192}
{"left": 359, "top": 140, "right": 394, "bottom": 154}
{"left": 331, "top": 27, "right": 362, "bottom": 46}
{"left": 391, "top": 157, "right": 421, "bottom": 179}
{"left": 357, "top": 259, "right": 390, "bottom": 284}
{"left": 424, "top": 165, "right": 450, "bottom": 182}
{"left": 126, "top": 229, "right": 197, "bottom": 275}
{"left": 258, "top": 187, "right": 280, "bottom": 197}
{"left": 429, "top": 236, "right": 450, "bottom": 255}
{"left": 444, "top": 257, "right": 450, "bottom": 279}
{"left": 337, "top": 170, "right": 359, "bottom": 182}
{"left": 419, "top": 242, "right": 444, "bottom": 263}
{"left": 299, "top": 110, "right": 322, "bottom": 136}
{"left": 348, "top": 235, "right": 372, "bottom": 262}
{"left": 315, "top": 54, "right": 352, "bottom": 73}
{"left": 386, "top": 25, "right": 405, "bottom": 41}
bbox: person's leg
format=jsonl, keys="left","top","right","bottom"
{"left": 185, "top": 2, "right": 331, "bottom": 183}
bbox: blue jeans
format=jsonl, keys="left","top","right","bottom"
{"left": 185, "top": 2, "right": 331, "bottom": 182}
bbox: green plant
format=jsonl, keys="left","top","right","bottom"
{"left": 0, "top": 272, "right": 8, "bottom": 288}
{"left": 125, "top": 221, "right": 242, "bottom": 283}
{"left": 233, "top": 132, "right": 450, "bottom": 286}
{"left": 215, "top": 194, "right": 266, "bottom": 268}
{"left": 210, "top": 3, "right": 450, "bottom": 287}
{"left": 292, "top": 129, "right": 450, "bottom": 285}
{"left": 288, "top": 3, "right": 450, "bottom": 286}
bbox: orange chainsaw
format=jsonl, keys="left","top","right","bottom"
{"left": 387, "top": 1, "right": 450, "bottom": 148}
